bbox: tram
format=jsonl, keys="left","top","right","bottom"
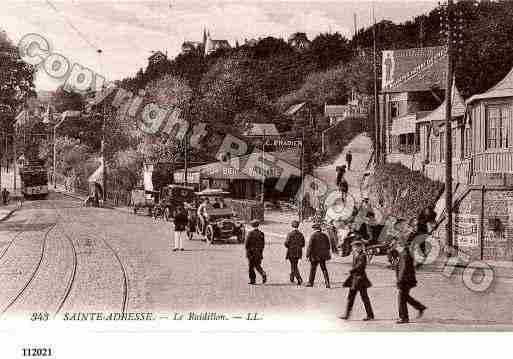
{"left": 19, "top": 160, "right": 49, "bottom": 199}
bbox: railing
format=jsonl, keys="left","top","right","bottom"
{"left": 397, "top": 144, "right": 419, "bottom": 154}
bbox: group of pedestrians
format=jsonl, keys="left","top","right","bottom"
{"left": 244, "top": 218, "right": 427, "bottom": 324}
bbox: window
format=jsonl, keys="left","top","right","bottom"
{"left": 440, "top": 132, "right": 445, "bottom": 162}
{"left": 452, "top": 132, "right": 457, "bottom": 158}
{"left": 430, "top": 137, "right": 439, "bottom": 163}
{"left": 486, "top": 105, "right": 510, "bottom": 149}
{"left": 465, "top": 127, "right": 472, "bottom": 158}
{"left": 390, "top": 102, "right": 399, "bottom": 119}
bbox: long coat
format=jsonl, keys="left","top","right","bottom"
{"left": 396, "top": 249, "right": 417, "bottom": 289}
{"left": 306, "top": 231, "right": 331, "bottom": 262}
{"left": 245, "top": 228, "right": 265, "bottom": 260}
{"left": 285, "top": 229, "right": 305, "bottom": 260}
{"left": 173, "top": 211, "right": 188, "bottom": 232}
{"left": 343, "top": 251, "right": 372, "bottom": 290}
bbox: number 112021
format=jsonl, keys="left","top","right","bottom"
{"left": 22, "top": 348, "right": 52, "bottom": 357}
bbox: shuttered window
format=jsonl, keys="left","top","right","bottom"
{"left": 486, "top": 105, "right": 510, "bottom": 149}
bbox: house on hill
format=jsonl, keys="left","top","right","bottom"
{"left": 285, "top": 102, "right": 320, "bottom": 131}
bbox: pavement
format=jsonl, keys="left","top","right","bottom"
{"left": 1, "top": 192, "right": 512, "bottom": 330}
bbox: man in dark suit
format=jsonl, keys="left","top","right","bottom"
{"left": 305, "top": 223, "right": 331, "bottom": 288}
{"left": 284, "top": 220, "right": 305, "bottom": 285}
{"left": 245, "top": 219, "right": 267, "bottom": 285}
{"left": 340, "top": 240, "right": 374, "bottom": 321}
{"left": 396, "top": 237, "right": 427, "bottom": 324}
{"left": 346, "top": 150, "right": 353, "bottom": 170}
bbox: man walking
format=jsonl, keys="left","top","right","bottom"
{"left": 1, "top": 188, "right": 9, "bottom": 205}
{"left": 305, "top": 223, "right": 331, "bottom": 288}
{"left": 340, "top": 240, "right": 374, "bottom": 321}
{"left": 245, "top": 220, "right": 267, "bottom": 285}
{"left": 284, "top": 220, "right": 305, "bottom": 285}
{"left": 396, "top": 237, "right": 427, "bottom": 324}
{"left": 346, "top": 150, "right": 353, "bottom": 170}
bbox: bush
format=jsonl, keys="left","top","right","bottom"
{"left": 367, "top": 163, "right": 444, "bottom": 221}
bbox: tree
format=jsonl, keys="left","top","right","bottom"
{"left": 309, "top": 32, "right": 352, "bottom": 70}
{"left": 0, "top": 29, "right": 36, "bottom": 132}
{"left": 51, "top": 85, "right": 85, "bottom": 113}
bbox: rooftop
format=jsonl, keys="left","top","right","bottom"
{"left": 243, "top": 123, "right": 280, "bottom": 137}
{"left": 467, "top": 65, "right": 513, "bottom": 104}
{"left": 419, "top": 83, "right": 466, "bottom": 123}
{"left": 382, "top": 46, "right": 447, "bottom": 93}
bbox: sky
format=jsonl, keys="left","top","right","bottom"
{"left": 1, "top": 0, "right": 438, "bottom": 91}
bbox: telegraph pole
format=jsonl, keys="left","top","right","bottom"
{"left": 444, "top": 0, "right": 454, "bottom": 249}
{"left": 372, "top": 3, "right": 380, "bottom": 164}
{"left": 261, "top": 130, "right": 266, "bottom": 204}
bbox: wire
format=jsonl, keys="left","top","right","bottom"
{"left": 44, "top": 0, "right": 98, "bottom": 52}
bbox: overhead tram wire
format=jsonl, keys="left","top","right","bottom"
{"left": 44, "top": 0, "right": 99, "bottom": 53}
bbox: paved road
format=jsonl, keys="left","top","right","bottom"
{"left": 0, "top": 192, "right": 512, "bottom": 330}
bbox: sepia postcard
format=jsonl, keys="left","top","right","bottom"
{"left": 0, "top": 0, "right": 512, "bottom": 357}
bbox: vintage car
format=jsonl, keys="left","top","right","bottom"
{"left": 154, "top": 184, "right": 195, "bottom": 221}
{"left": 187, "top": 189, "right": 245, "bottom": 244}
{"left": 130, "top": 187, "right": 158, "bottom": 215}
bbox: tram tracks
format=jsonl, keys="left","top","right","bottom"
{"left": 54, "top": 206, "right": 129, "bottom": 314}
{"left": 0, "top": 220, "right": 57, "bottom": 316}
{"left": 0, "top": 199, "right": 129, "bottom": 317}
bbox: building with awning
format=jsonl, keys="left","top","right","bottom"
{"left": 388, "top": 111, "right": 430, "bottom": 154}
{"left": 417, "top": 83, "right": 466, "bottom": 166}
{"left": 380, "top": 46, "right": 448, "bottom": 160}
{"left": 174, "top": 149, "right": 302, "bottom": 200}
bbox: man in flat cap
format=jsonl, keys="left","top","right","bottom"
{"left": 305, "top": 222, "right": 331, "bottom": 288}
{"left": 340, "top": 240, "right": 374, "bottom": 321}
{"left": 245, "top": 219, "right": 267, "bottom": 285}
{"left": 284, "top": 220, "right": 305, "bottom": 285}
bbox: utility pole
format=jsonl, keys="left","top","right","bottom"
{"left": 184, "top": 133, "right": 188, "bottom": 186}
{"left": 299, "top": 126, "right": 305, "bottom": 222}
{"left": 372, "top": 3, "right": 380, "bottom": 165}
{"left": 260, "top": 130, "right": 266, "bottom": 204}
{"left": 444, "top": 0, "right": 454, "bottom": 249}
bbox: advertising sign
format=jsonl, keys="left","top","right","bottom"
{"left": 454, "top": 214, "right": 479, "bottom": 248}
{"left": 173, "top": 171, "right": 200, "bottom": 184}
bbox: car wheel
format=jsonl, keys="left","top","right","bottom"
{"left": 206, "top": 225, "right": 215, "bottom": 244}
{"left": 388, "top": 249, "right": 400, "bottom": 266}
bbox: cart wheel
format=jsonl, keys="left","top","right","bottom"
{"left": 206, "top": 225, "right": 215, "bottom": 244}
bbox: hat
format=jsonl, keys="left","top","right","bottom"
{"left": 291, "top": 220, "right": 300, "bottom": 228}
{"left": 250, "top": 219, "right": 260, "bottom": 227}
{"left": 312, "top": 222, "right": 322, "bottom": 230}
{"left": 351, "top": 240, "right": 364, "bottom": 246}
